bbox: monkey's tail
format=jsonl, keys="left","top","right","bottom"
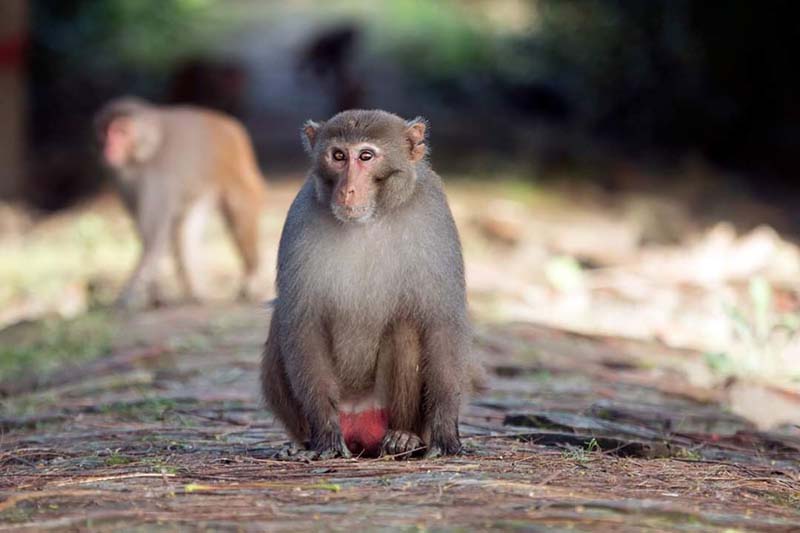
{"left": 216, "top": 116, "right": 267, "bottom": 208}
{"left": 236, "top": 127, "right": 268, "bottom": 207}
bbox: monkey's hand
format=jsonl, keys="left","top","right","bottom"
{"left": 310, "top": 428, "right": 352, "bottom": 460}
{"left": 423, "top": 432, "right": 462, "bottom": 459}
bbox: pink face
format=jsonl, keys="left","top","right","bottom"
{"left": 103, "top": 117, "right": 134, "bottom": 168}
{"left": 326, "top": 142, "right": 383, "bottom": 222}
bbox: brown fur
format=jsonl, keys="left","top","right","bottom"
{"left": 95, "top": 97, "right": 266, "bottom": 307}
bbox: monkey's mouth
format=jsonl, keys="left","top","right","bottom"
{"left": 331, "top": 204, "right": 374, "bottom": 223}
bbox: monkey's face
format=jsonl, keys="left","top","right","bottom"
{"left": 303, "top": 110, "right": 428, "bottom": 224}
{"left": 95, "top": 99, "right": 163, "bottom": 171}
{"left": 320, "top": 141, "right": 395, "bottom": 223}
{"left": 101, "top": 117, "right": 137, "bottom": 168}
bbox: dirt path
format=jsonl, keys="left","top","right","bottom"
{"left": 2, "top": 304, "right": 799, "bottom": 531}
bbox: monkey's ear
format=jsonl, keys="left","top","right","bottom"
{"left": 405, "top": 117, "right": 428, "bottom": 162}
{"left": 302, "top": 120, "right": 322, "bottom": 154}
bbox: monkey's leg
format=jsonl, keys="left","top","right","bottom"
{"left": 262, "top": 311, "right": 309, "bottom": 444}
{"left": 420, "top": 325, "right": 465, "bottom": 458}
{"left": 117, "top": 192, "right": 174, "bottom": 309}
{"left": 376, "top": 322, "right": 424, "bottom": 457}
{"left": 172, "top": 196, "right": 212, "bottom": 302}
{"left": 220, "top": 189, "right": 261, "bottom": 300}
{"left": 145, "top": 255, "right": 171, "bottom": 307}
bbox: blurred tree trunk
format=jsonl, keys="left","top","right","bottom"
{"left": 0, "top": 0, "right": 27, "bottom": 200}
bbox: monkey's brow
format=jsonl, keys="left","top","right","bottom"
{"left": 348, "top": 142, "right": 382, "bottom": 152}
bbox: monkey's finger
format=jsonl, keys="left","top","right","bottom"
{"left": 294, "top": 450, "right": 320, "bottom": 462}
{"left": 274, "top": 447, "right": 292, "bottom": 460}
{"left": 423, "top": 445, "right": 443, "bottom": 459}
{"left": 318, "top": 447, "right": 351, "bottom": 461}
{"left": 399, "top": 433, "right": 425, "bottom": 459}
{"left": 396, "top": 432, "right": 411, "bottom": 453}
{"left": 407, "top": 435, "right": 423, "bottom": 455}
{"left": 317, "top": 449, "right": 338, "bottom": 460}
{"left": 383, "top": 435, "right": 397, "bottom": 456}
{"left": 382, "top": 432, "right": 400, "bottom": 455}
{"left": 337, "top": 436, "right": 353, "bottom": 459}
{"left": 274, "top": 443, "right": 318, "bottom": 462}
{"left": 380, "top": 434, "right": 394, "bottom": 456}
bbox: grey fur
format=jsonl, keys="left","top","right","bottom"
{"left": 262, "top": 110, "right": 469, "bottom": 458}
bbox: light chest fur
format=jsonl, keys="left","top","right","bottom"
{"left": 281, "top": 200, "right": 434, "bottom": 394}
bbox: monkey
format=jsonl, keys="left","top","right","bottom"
{"left": 261, "top": 109, "right": 474, "bottom": 459}
{"left": 94, "top": 97, "right": 266, "bottom": 308}
{"left": 297, "top": 25, "right": 364, "bottom": 113}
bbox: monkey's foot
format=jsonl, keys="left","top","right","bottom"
{"left": 271, "top": 441, "right": 348, "bottom": 461}
{"left": 381, "top": 430, "right": 424, "bottom": 458}
{"left": 237, "top": 276, "right": 263, "bottom": 302}
{"left": 114, "top": 292, "right": 146, "bottom": 310}
{"left": 273, "top": 442, "right": 316, "bottom": 461}
{"left": 177, "top": 294, "right": 202, "bottom": 307}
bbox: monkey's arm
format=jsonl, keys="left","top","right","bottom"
{"left": 420, "top": 319, "right": 467, "bottom": 457}
{"left": 278, "top": 313, "right": 352, "bottom": 458}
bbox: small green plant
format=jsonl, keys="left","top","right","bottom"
{"left": 675, "top": 448, "right": 702, "bottom": 461}
{"left": 0, "top": 311, "right": 114, "bottom": 384}
{"left": 562, "top": 438, "right": 601, "bottom": 464}
{"left": 545, "top": 256, "right": 584, "bottom": 293}
{"left": 99, "top": 397, "right": 180, "bottom": 422}
{"left": 585, "top": 438, "right": 600, "bottom": 453}
{"left": 103, "top": 449, "right": 135, "bottom": 466}
{"left": 709, "top": 276, "right": 800, "bottom": 383}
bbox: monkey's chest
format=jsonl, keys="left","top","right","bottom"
{"left": 328, "top": 315, "right": 386, "bottom": 390}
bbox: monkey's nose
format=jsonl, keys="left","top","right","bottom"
{"left": 338, "top": 188, "right": 357, "bottom": 206}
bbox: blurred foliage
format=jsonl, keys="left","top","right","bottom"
{"left": 530, "top": 0, "right": 798, "bottom": 172}
{"left": 32, "top": 0, "right": 239, "bottom": 73}
{"left": 362, "top": 0, "right": 798, "bottom": 178}
{"left": 0, "top": 311, "right": 113, "bottom": 383}
{"left": 708, "top": 277, "right": 800, "bottom": 382}
{"left": 0, "top": 211, "right": 137, "bottom": 314}
{"left": 25, "top": 0, "right": 800, "bottom": 207}
{"left": 367, "top": 0, "right": 496, "bottom": 80}
{"left": 545, "top": 256, "right": 584, "bottom": 293}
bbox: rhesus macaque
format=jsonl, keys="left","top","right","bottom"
{"left": 95, "top": 97, "right": 266, "bottom": 307}
{"left": 262, "top": 110, "right": 473, "bottom": 459}
{"left": 297, "top": 25, "right": 364, "bottom": 113}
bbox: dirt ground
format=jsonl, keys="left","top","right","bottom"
{"left": 1, "top": 302, "right": 799, "bottom": 532}
{"left": 2, "top": 179, "right": 800, "bottom": 531}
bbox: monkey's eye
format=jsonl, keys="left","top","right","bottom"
{"left": 359, "top": 150, "right": 374, "bottom": 162}
{"left": 332, "top": 150, "right": 346, "bottom": 161}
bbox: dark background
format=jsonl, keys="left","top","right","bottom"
{"left": 2, "top": 0, "right": 798, "bottom": 215}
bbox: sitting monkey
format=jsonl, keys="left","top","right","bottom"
{"left": 262, "top": 110, "right": 476, "bottom": 459}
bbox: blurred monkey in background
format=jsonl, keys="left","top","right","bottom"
{"left": 95, "top": 97, "right": 266, "bottom": 308}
